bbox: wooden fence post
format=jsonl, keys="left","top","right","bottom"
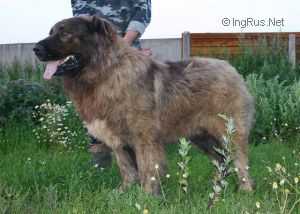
{"left": 288, "top": 33, "right": 296, "bottom": 68}
{"left": 182, "top": 31, "right": 190, "bottom": 60}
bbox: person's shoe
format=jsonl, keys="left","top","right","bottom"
{"left": 88, "top": 143, "right": 113, "bottom": 168}
{"left": 91, "top": 151, "right": 112, "bottom": 169}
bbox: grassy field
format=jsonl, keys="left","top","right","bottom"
{"left": 0, "top": 123, "right": 300, "bottom": 214}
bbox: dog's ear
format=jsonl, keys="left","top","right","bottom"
{"left": 89, "top": 16, "right": 115, "bottom": 39}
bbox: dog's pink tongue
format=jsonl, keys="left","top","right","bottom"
{"left": 44, "top": 61, "right": 60, "bottom": 80}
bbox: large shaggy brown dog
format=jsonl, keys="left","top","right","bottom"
{"left": 34, "top": 16, "right": 255, "bottom": 195}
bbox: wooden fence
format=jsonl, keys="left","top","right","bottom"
{"left": 182, "top": 32, "right": 300, "bottom": 66}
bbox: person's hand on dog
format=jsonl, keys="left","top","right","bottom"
{"left": 140, "top": 48, "right": 152, "bottom": 56}
{"left": 123, "top": 31, "right": 152, "bottom": 56}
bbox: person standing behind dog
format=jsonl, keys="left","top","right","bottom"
{"left": 71, "top": 0, "right": 152, "bottom": 53}
{"left": 70, "top": 0, "right": 152, "bottom": 167}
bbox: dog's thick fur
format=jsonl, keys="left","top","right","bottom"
{"left": 35, "top": 16, "right": 255, "bottom": 195}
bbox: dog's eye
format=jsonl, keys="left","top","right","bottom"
{"left": 61, "top": 32, "right": 70, "bottom": 37}
{"left": 60, "top": 32, "right": 72, "bottom": 40}
{"left": 59, "top": 26, "right": 65, "bottom": 31}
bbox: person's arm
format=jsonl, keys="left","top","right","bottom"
{"left": 125, "top": 0, "right": 151, "bottom": 38}
{"left": 123, "top": 31, "right": 139, "bottom": 46}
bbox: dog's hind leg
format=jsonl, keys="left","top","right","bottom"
{"left": 191, "top": 133, "right": 230, "bottom": 186}
{"left": 190, "top": 132, "right": 226, "bottom": 165}
{"left": 221, "top": 114, "right": 254, "bottom": 191}
{"left": 191, "top": 129, "right": 254, "bottom": 192}
{"left": 230, "top": 132, "right": 254, "bottom": 191}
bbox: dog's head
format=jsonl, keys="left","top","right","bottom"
{"left": 33, "top": 16, "right": 116, "bottom": 80}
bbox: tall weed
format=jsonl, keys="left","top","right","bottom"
{"left": 246, "top": 74, "right": 300, "bottom": 140}
{"left": 230, "top": 37, "right": 300, "bottom": 83}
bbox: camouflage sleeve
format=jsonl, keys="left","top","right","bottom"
{"left": 71, "top": 0, "right": 97, "bottom": 16}
{"left": 126, "top": 0, "right": 151, "bottom": 35}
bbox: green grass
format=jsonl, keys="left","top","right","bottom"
{"left": 1, "top": 123, "right": 300, "bottom": 213}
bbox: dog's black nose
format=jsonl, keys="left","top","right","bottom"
{"left": 33, "top": 44, "right": 46, "bottom": 59}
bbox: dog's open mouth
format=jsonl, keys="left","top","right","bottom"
{"left": 44, "top": 55, "right": 81, "bottom": 80}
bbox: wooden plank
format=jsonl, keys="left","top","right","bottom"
{"left": 191, "top": 36, "right": 289, "bottom": 43}
{"left": 191, "top": 46, "right": 243, "bottom": 56}
{"left": 295, "top": 33, "right": 300, "bottom": 61}
{"left": 191, "top": 41, "right": 261, "bottom": 48}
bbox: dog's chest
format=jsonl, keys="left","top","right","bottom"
{"left": 84, "top": 119, "right": 121, "bottom": 150}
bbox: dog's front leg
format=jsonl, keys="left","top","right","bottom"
{"left": 113, "top": 145, "right": 139, "bottom": 191}
{"left": 134, "top": 139, "right": 167, "bottom": 196}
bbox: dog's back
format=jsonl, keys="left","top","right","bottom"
{"left": 149, "top": 57, "right": 254, "bottom": 143}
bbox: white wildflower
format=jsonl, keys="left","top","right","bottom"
{"left": 255, "top": 201, "right": 261, "bottom": 209}
{"left": 273, "top": 182, "right": 278, "bottom": 189}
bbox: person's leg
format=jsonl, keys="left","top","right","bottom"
{"left": 88, "top": 136, "right": 112, "bottom": 168}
